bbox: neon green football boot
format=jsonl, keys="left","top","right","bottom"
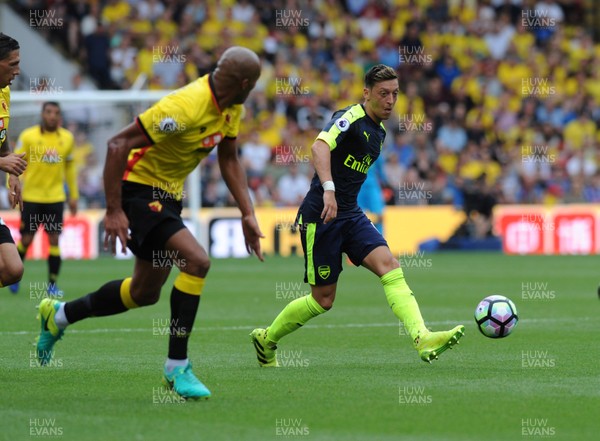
{"left": 250, "top": 328, "right": 278, "bottom": 367}
{"left": 36, "top": 298, "right": 65, "bottom": 365}
{"left": 414, "top": 325, "right": 464, "bottom": 363}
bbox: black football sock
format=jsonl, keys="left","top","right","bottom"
{"left": 168, "top": 287, "right": 201, "bottom": 360}
{"left": 48, "top": 245, "right": 61, "bottom": 285}
{"left": 64, "top": 278, "right": 137, "bottom": 324}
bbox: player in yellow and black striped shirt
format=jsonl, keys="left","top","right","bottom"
{"left": 9, "top": 102, "right": 78, "bottom": 296}
{"left": 0, "top": 33, "right": 27, "bottom": 290}
{"left": 36, "top": 46, "right": 264, "bottom": 400}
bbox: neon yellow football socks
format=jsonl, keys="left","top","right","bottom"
{"left": 380, "top": 267, "right": 427, "bottom": 341}
{"left": 266, "top": 294, "right": 326, "bottom": 344}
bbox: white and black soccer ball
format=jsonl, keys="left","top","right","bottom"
{"left": 474, "top": 295, "right": 519, "bottom": 338}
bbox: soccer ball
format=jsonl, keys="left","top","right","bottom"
{"left": 474, "top": 295, "right": 519, "bottom": 338}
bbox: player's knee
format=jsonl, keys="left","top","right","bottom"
{"left": 182, "top": 255, "right": 210, "bottom": 278}
{"left": 312, "top": 290, "right": 335, "bottom": 310}
{"left": 376, "top": 253, "right": 399, "bottom": 275}
{"left": 387, "top": 256, "right": 400, "bottom": 271}
{"left": 135, "top": 293, "right": 160, "bottom": 306}
{"left": 317, "top": 297, "right": 334, "bottom": 310}
{"left": 130, "top": 287, "right": 160, "bottom": 306}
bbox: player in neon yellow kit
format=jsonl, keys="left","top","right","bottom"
{"left": 251, "top": 65, "right": 464, "bottom": 367}
{"left": 36, "top": 47, "right": 264, "bottom": 399}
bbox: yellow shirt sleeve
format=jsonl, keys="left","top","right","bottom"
{"left": 138, "top": 92, "right": 196, "bottom": 144}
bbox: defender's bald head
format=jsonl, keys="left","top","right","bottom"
{"left": 216, "top": 46, "right": 261, "bottom": 82}
{"left": 213, "top": 46, "right": 261, "bottom": 106}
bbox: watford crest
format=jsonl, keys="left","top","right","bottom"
{"left": 148, "top": 201, "right": 163, "bottom": 212}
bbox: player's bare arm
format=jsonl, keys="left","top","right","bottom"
{"left": 65, "top": 157, "right": 78, "bottom": 216}
{"left": 103, "top": 122, "right": 150, "bottom": 255}
{"left": 7, "top": 173, "right": 22, "bottom": 210}
{"left": 0, "top": 137, "right": 26, "bottom": 175}
{"left": 217, "top": 136, "right": 264, "bottom": 261}
{"left": 0, "top": 138, "right": 25, "bottom": 209}
{"left": 311, "top": 139, "right": 337, "bottom": 223}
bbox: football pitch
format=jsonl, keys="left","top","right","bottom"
{"left": 1, "top": 253, "right": 598, "bottom": 441}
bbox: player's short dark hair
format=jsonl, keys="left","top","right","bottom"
{"left": 42, "top": 101, "right": 61, "bottom": 111}
{"left": 0, "top": 33, "right": 19, "bottom": 61}
{"left": 364, "top": 65, "right": 398, "bottom": 89}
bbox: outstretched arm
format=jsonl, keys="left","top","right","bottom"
{"left": 65, "top": 158, "right": 79, "bottom": 216}
{"left": 217, "top": 137, "right": 264, "bottom": 261}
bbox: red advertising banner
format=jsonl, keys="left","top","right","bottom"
{"left": 1, "top": 213, "right": 99, "bottom": 259}
{"left": 494, "top": 205, "right": 599, "bottom": 255}
{"left": 3, "top": 205, "right": 596, "bottom": 258}
{"left": 553, "top": 213, "right": 595, "bottom": 255}
{"left": 499, "top": 213, "right": 546, "bottom": 255}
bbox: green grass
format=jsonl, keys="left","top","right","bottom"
{"left": 1, "top": 253, "right": 598, "bottom": 441}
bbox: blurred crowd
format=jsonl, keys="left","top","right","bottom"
{"left": 12, "top": 0, "right": 600, "bottom": 213}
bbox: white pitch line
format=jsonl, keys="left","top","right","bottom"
{"left": 0, "top": 317, "right": 589, "bottom": 336}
